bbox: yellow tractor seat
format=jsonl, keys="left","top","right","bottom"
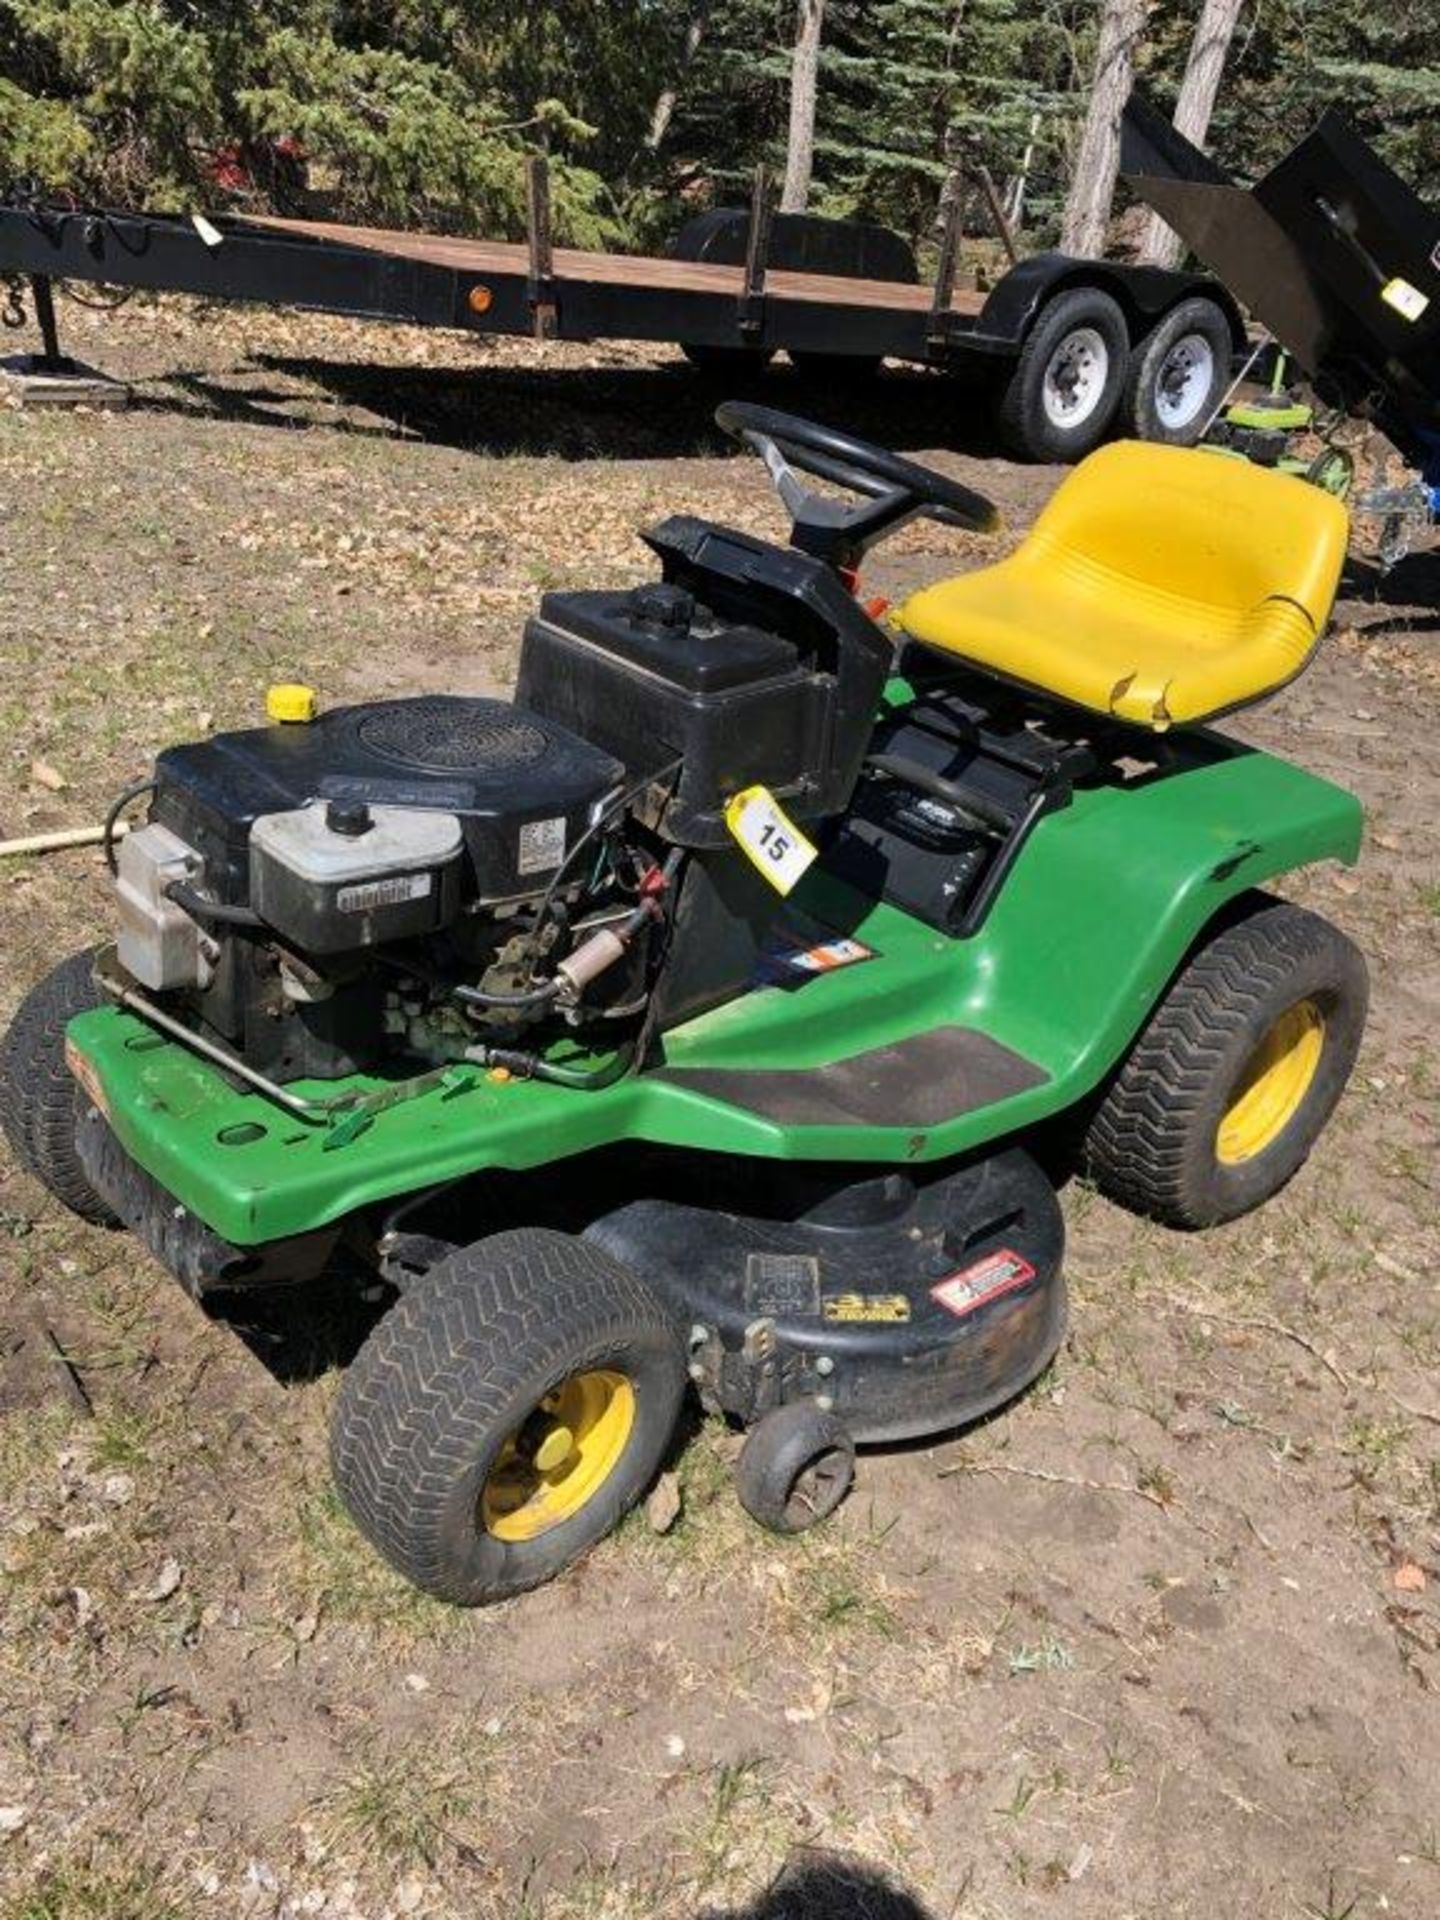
{"left": 895, "top": 441, "right": 1349, "bottom": 730}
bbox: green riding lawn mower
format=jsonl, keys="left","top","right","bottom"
{"left": 1, "top": 404, "right": 1369, "bottom": 1606}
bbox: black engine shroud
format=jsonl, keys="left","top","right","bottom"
{"left": 152, "top": 694, "right": 623, "bottom": 909}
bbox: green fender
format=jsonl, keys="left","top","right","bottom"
{"left": 65, "top": 738, "right": 1362, "bottom": 1246}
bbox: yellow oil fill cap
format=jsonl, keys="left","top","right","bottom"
{"left": 266, "top": 683, "right": 318, "bottom": 724}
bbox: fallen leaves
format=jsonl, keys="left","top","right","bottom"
{"left": 130, "top": 1556, "right": 184, "bottom": 1603}
{"left": 645, "top": 1470, "right": 682, "bottom": 1534}
{"left": 29, "top": 759, "right": 68, "bottom": 793}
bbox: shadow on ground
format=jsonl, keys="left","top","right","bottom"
{"left": 1340, "top": 544, "right": 1440, "bottom": 623}
{"left": 703, "top": 1851, "right": 934, "bottom": 1920}
{"left": 205, "top": 1265, "right": 389, "bottom": 1385}
{"left": 133, "top": 355, "right": 1005, "bottom": 463}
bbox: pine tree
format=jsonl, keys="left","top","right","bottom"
{"left": 816, "top": 1, "right": 1081, "bottom": 245}
{"left": 0, "top": 1, "right": 669, "bottom": 243}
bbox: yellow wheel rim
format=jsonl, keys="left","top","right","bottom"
{"left": 480, "top": 1370, "right": 635, "bottom": 1543}
{"left": 1216, "top": 999, "right": 1325, "bottom": 1166}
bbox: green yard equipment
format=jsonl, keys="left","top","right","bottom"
{"left": 1204, "top": 348, "right": 1355, "bottom": 498}
{"left": 1, "top": 408, "right": 1367, "bottom": 1605}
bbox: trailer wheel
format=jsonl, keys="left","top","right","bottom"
{"left": 0, "top": 949, "right": 119, "bottom": 1226}
{"left": 681, "top": 342, "right": 775, "bottom": 376}
{"left": 1082, "top": 899, "right": 1368, "bottom": 1228}
{"left": 996, "top": 286, "right": 1128, "bottom": 461}
{"left": 1120, "top": 297, "right": 1231, "bottom": 445}
{"left": 330, "top": 1228, "right": 686, "bottom": 1605}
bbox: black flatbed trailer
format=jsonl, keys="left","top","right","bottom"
{"left": 0, "top": 172, "right": 1244, "bottom": 462}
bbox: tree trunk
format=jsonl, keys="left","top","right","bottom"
{"left": 1061, "top": 0, "right": 1148, "bottom": 259}
{"left": 780, "top": 0, "right": 825, "bottom": 213}
{"left": 645, "top": 5, "right": 712, "bottom": 154}
{"left": 1136, "top": 0, "right": 1245, "bottom": 266}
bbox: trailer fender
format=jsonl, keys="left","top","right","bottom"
{"left": 974, "top": 252, "right": 1246, "bottom": 356}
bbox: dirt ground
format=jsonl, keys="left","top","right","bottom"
{"left": 0, "top": 293, "right": 1436, "bottom": 1920}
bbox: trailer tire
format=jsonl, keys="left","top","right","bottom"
{"left": 1081, "top": 899, "right": 1368, "bottom": 1228}
{"left": 0, "top": 949, "right": 119, "bottom": 1226}
{"left": 1120, "top": 296, "right": 1231, "bottom": 445}
{"left": 331, "top": 1228, "right": 686, "bottom": 1605}
{"left": 996, "top": 286, "right": 1128, "bottom": 461}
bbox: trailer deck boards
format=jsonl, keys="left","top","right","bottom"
{"left": 248, "top": 214, "right": 987, "bottom": 318}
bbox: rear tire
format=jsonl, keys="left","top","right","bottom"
{"left": 331, "top": 1228, "right": 686, "bottom": 1605}
{"left": 0, "top": 950, "right": 119, "bottom": 1226}
{"left": 996, "top": 286, "right": 1128, "bottom": 462}
{"left": 1119, "top": 296, "right": 1231, "bottom": 445}
{"left": 1082, "top": 899, "right": 1368, "bottom": 1228}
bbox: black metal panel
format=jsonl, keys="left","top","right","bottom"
{"left": 76, "top": 1107, "right": 339, "bottom": 1295}
{"left": 1121, "top": 94, "right": 1440, "bottom": 451}
{"left": 0, "top": 205, "right": 484, "bottom": 327}
{"left": 1120, "top": 91, "right": 1234, "bottom": 189}
{"left": 972, "top": 248, "right": 1246, "bottom": 353}
{"left": 672, "top": 208, "right": 919, "bottom": 284}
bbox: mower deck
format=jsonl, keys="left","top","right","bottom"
{"left": 66, "top": 742, "right": 1361, "bottom": 1248}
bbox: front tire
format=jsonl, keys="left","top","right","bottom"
{"left": 1082, "top": 899, "right": 1368, "bottom": 1228}
{"left": 331, "top": 1229, "right": 686, "bottom": 1605}
{"left": 1119, "top": 296, "right": 1232, "bottom": 445}
{"left": 996, "top": 286, "right": 1129, "bottom": 462}
{"left": 0, "top": 949, "right": 119, "bottom": 1225}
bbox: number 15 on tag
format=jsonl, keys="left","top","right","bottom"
{"left": 724, "top": 784, "right": 819, "bottom": 896}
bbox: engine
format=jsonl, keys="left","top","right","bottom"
{"left": 114, "top": 693, "right": 662, "bottom": 1085}
{"left": 103, "top": 511, "right": 893, "bottom": 1092}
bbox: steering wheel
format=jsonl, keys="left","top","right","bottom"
{"left": 715, "top": 400, "right": 999, "bottom": 567}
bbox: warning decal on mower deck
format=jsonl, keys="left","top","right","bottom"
{"left": 930, "top": 1248, "right": 1037, "bottom": 1319}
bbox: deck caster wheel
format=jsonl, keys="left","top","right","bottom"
{"left": 735, "top": 1402, "right": 856, "bottom": 1535}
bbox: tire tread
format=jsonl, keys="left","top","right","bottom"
{"left": 331, "top": 1229, "right": 683, "bottom": 1603}
{"left": 0, "top": 949, "right": 117, "bottom": 1224}
{"left": 1082, "top": 900, "right": 1367, "bottom": 1228}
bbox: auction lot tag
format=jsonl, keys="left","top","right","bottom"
{"left": 1381, "top": 276, "right": 1429, "bottom": 322}
{"left": 724, "top": 784, "right": 818, "bottom": 895}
